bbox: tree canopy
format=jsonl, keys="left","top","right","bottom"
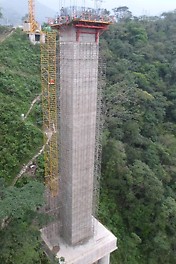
{"left": 99, "top": 8, "right": 176, "bottom": 264}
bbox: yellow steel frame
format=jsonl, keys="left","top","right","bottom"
{"left": 28, "top": 0, "right": 38, "bottom": 32}
{"left": 41, "top": 32, "right": 58, "bottom": 196}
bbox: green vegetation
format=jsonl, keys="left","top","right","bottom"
{"left": 99, "top": 9, "right": 176, "bottom": 264}
{"left": 0, "top": 29, "right": 43, "bottom": 183}
{"left": 0, "top": 29, "right": 48, "bottom": 263}
{"left": 0, "top": 179, "right": 45, "bottom": 264}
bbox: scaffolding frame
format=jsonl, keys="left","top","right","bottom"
{"left": 41, "top": 31, "right": 59, "bottom": 197}
{"left": 41, "top": 23, "right": 109, "bottom": 248}
{"left": 57, "top": 28, "right": 102, "bottom": 244}
{"left": 92, "top": 55, "right": 106, "bottom": 219}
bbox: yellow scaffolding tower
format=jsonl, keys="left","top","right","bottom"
{"left": 41, "top": 32, "right": 58, "bottom": 196}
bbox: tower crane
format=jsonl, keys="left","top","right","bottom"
{"left": 28, "top": 0, "right": 39, "bottom": 33}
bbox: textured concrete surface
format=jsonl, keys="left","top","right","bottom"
{"left": 59, "top": 27, "right": 99, "bottom": 245}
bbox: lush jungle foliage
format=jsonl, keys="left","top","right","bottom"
{"left": 0, "top": 28, "right": 49, "bottom": 263}
{"left": 1, "top": 8, "right": 176, "bottom": 264}
{"left": 0, "top": 28, "right": 43, "bottom": 183}
{"left": 99, "top": 9, "right": 176, "bottom": 264}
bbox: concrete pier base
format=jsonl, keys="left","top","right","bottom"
{"left": 98, "top": 254, "right": 110, "bottom": 264}
{"left": 41, "top": 218, "right": 117, "bottom": 264}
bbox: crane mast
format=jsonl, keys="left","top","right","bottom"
{"left": 28, "top": 0, "right": 38, "bottom": 32}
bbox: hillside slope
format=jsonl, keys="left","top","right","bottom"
{"left": 99, "top": 11, "right": 176, "bottom": 264}
{"left": 0, "top": 28, "right": 43, "bottom": 184}
{"left": 0, "top": 27, "right": 14, "bottom": 42}
{"left": 0, "top": 27, "right": 51, "bottom": 264}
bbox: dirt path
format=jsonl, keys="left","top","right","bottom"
{"left": 12, "top": 129, "right": 54, "bottom": 186}
{"left": 13, "top": 94, "right": 45, "bottom": 186}
{"left": 24, "top": 93, "right": 41, "bottom": 120}
{"left": 12, "top": 137, "right": 49, "bottom": 186}
{"left": 0, "top": 29, "right": 15, "bottom": 43}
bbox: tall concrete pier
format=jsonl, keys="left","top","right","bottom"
{"left": 59, "top": 26, "right": 99, "bottom": 246}
{"left": 41, "top": 7, "right": 117, "bottom": 264}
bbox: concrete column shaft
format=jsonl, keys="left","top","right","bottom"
{"left": 98, "top": 254, "right": 110, "bottom": 264}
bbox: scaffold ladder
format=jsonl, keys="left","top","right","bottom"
{"left": 41, "top": 32, "right": 58, "bottom": 197}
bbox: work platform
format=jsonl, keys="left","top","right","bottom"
{"left": 49, "top": 6, "right": 114, "bottom": 27}
{"left": 51, "top": 19, "right": 110, "bottom": 43}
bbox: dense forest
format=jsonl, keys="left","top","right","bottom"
{"left": 1, "top": 7, "right": 176, "bottom": 264}
{"left": 100, "top": 8, "right": 176, "bottom": 264}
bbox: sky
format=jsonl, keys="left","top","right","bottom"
{"left": 39, "top": 0, "right": 176, "bottom": 16}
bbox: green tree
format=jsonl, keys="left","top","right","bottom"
{"left": 0, "top": 180, "right": 47, "bottom": 264}
{"left": 100, "top": 11, "right": 176, "bottom": 263}
{"left": 113, "top": 6, "right": 132, "bottom": 21}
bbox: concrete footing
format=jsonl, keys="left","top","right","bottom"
{"left": 98, "top": 254, "right": 110, "bottom": 264}
{"left": 41, "top": 218, "right": 117, "bottom": 264}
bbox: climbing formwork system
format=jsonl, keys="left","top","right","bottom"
{"left": 41, "top": 31, "right": 58, "bottom": 197}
